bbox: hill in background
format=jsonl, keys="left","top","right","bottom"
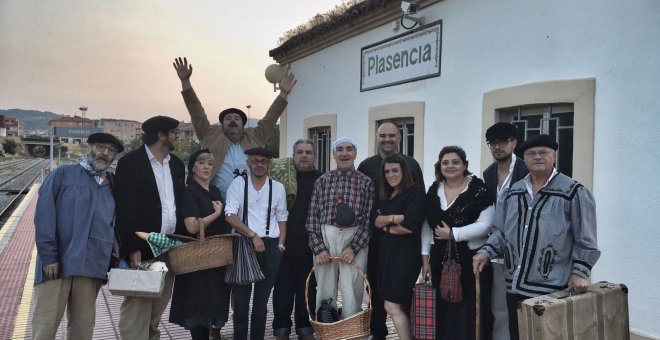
{"left": 0, "top": 109, "right": 60, "bottom": 134}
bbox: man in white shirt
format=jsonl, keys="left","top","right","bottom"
{"left": 225, "top": 147, "right": 288, "bottom": 340}
{"left": 115, "top": 115, "right": 186, "bottom": 340}
{"left": 482, "top": 122, "right": 528, "bottom": 340}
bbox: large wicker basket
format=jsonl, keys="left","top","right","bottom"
{"left": 305, "top": 256, "right": 372, "bottom": 340}
{"left": 166, "top": 221, "right": 235, "bottom": 275}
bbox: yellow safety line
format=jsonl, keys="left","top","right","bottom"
{"left": 0, "top": 184, "right": 38, "bottom": 242}
{"left": 11, "top": 247, "right": 37, "bottom": 339}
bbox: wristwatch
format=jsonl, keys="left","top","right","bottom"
{"left": 278, "top": 244, "right": 286, "bottom": 251}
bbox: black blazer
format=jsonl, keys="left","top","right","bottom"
{"left": 114, "top": 144, "right": 185, "bottom": 260}
{"left": 482, "top": 157, "right": 528, "bottom": 200}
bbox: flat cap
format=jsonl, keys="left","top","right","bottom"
{"left": 142, "top": 115, "right": 179, "bottom": 133}
{"left": 244, "top": 147, "right": 274, "bottom": 158}
{"left": 486, "top": 122, "right": 518, "bottom": 141}
{"left": 218, "top": 108, "right": 247, "bottom": 125}
{"left": 519, "top": 134, "right": 558, "bottom": 154}
{"left": 87, "top": 132, "right": 124, "bottom": 153}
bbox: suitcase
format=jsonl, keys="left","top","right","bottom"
{"left": 411, "top": 280, "right": 435, "bottom": 340}
{"left": 518, "top": 281, "right": 630, "bottom": 340}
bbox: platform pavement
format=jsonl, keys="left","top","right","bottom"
{"left": 0, "top": 185, "right": 398, "bottom": 339}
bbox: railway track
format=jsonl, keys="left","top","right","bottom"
{"left": 0, "top": 159, "right": 48, "bottom": 224}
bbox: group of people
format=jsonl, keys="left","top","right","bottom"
{"left": 31, "top": 56, "right": 600, "bottom": 340}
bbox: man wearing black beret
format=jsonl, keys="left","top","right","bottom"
{"left": 474, "top": 134, "right": 600, "bottom": 340}
{"left": 481, "top": 122, "right": 528, "bottom": 340}
{"left": 173, "top": 57, "right": 297, "bottom": 203}
{"left": 114, "top": 115, "right": 186, "bottom": 340}
{"left": 225, "top": 147, "right": 289, "bottom": 340}
{"left": 31, "top": 132, "right": 122, "bottom": 339}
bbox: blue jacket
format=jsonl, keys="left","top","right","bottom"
{"left": 33, "top": 164, "right": 116, "bottom": 285}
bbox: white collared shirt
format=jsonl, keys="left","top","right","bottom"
{"left": 145, "top": 146, "right": 177, "bottom": 234}
{"left": 225, "top": 175, "right": 288, "bottom": 238}
{"left": 496, "top": 153, "right": 518, "bottom": 197}
{"left": 523, "top": 168, "right": 559, "bottom": 199}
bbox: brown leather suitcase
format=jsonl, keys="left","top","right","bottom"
{"left": 518, "top": 281, "right": 629, "bottom": 340}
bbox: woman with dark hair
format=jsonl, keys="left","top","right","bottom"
{"left": 421, "top": 146, "right": 495, "bottom": 340}
{"left": 372, "top": 153, "right": 425, "bottom": 340}
{"left": 169, "top": 149, "right": 231, "bottom": 340}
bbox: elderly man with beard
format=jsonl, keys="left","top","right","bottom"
{"left": 225, "top": 147, "right": 288, "bottom": 340}
{"left": 32, "top": 133, "right": 124, "bottom": 340}
{"left": 115, "top": 116, "right": 186, "bottom": 340}
{"left": 357, "top": 121, "right": 424, "bottom": 339}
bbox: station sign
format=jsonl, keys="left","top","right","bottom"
{"left": 361, "top": 20, "right": 442, "bottom": 91}
{"left": 53, "top": 127, "right": 102, "bottom": 138}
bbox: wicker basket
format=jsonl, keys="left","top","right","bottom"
{"left": 167, "top": 219, "right": 235, "bottom": 275}
{"left": 305, "top": 256, "right": 372, "bottom": 340}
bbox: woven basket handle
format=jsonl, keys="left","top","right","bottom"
{"left": 304, "top": 256, "right": 371, "bottom": 321}
{"left": 197, "top": 217, "right": 205, "bottom": 242}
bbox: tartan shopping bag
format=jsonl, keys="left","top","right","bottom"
{"left": 439, "top": 236, "right": 463, "bottom": 303}
{"left": 411, "top": 279, "right": 436, "bottom": 340}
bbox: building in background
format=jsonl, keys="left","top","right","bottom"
{"left": 269, "top": 0, "right": 660, "bottom": 338}
{"left": 176, "top": 122, "right": 198, "bottom": 143}
{"left": 95, "top": 118, "right": 142, "bottom": 144}
{"left": 0, "top": 116, "right": 20, "bottom": 137}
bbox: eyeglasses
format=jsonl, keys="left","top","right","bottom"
{"left": 487, "top": 139, "right": 512, "bottom": 148}
{"left": 523, "top": 150, "right": 553, "bottom": 158}
{"left": 94, "top": 144, "right": 118, "bottom": 154}
{"left": 249, "top": 159, "right": 270, "bottom": 166}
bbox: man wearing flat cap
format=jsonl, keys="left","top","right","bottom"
{"left": 482, "top": 122, "right": 528, "bottom": 340}
{"left": 114, "top": 115, "right": 186, "bottom": 340}
{"left": 173, "top": 57, "right": 297, "bottom": 202}
{"left": 473, "top": 134, "right": 600, "bottom": 340}
{"left": 306, "top": 137, "right": 374, "bottom": 320}
{"left": 224, "top": 147, "right": 288, "bottom": 340}
{"left": 32, "top": 133, "right": 123, "bottom": 340}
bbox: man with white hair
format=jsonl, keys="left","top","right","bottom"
{"left": 306, "top": 137, "right": 374, "bottom": 319}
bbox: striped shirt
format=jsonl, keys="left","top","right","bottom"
{"left": 306, "top": 169, "right": 374, "bottom": 255}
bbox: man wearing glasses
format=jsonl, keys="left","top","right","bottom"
{"left": 115, "top": 115, "right": 186, "bottom": 340}
{"left": 33, "top": 133, "right": 124, "bottom": 340}
{"left": 225, "top": 147, "right": 288, "bottom": 340}
{"left": 481, "top": 122, "right": 528, "bottom": 340}
{"left": 473, "top": 134, "right": 600, "bottom": 340}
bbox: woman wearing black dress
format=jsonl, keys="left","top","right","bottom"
{"left": 169, "top": 149, "right": 231, "bottom": 340}
{"left": 421, "top": 146, "right": 495, "bottom": 340}
{"left": 372, "top": 154, "right": 425, "bottom": 340}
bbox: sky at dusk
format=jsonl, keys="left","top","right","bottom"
{"left": 0, "top": 0, "right": 342, "bottom": 123}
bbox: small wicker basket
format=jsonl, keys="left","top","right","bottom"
{"left": 167, "top": 218, "right": 235, "bottom": 275}
{"left": 305, "top": 256, "right": 372, "bottom": 340}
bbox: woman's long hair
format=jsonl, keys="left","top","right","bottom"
{"left": 379, "top": 153, "right": 416, "bottom": 201}
{"left": 433, "top": 145, "right": 471, "bottom": 182}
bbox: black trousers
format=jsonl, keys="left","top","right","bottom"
{"left": 367, "top": 235, "right": 388, "bottom": 338}
{"left": 271, "top": 251, "right": 316, "bottom": 336}
{"left": 232, "top": 238, "right": 282, "bottom": 340}
{"left": 506, "top": 293, "right": 528, "bottom": 340}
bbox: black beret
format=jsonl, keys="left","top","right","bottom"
{"left": 244, "top": 147, "right": 274, "bottom": 158}
{"left": 519, "top": 134, "right": 558, "bottom": 154}
{"left": 142, "top": 115, "right": 179, "bottom": 133}
{"left": 486, "top": 122, "right": 518, "bottom": 141}
{"left": 186, "top": 149, "right": 211, "bottom": 184}
{"left": 218, "top": 108, "right": 247, "bottom": 125}
{"left": 87, "top": 133, "right": 124, "bottom": 153}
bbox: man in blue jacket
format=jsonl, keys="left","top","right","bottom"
{"left": 32, "top": 132, "right": 124, "bottom": 340}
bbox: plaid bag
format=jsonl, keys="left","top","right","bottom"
{"left": 439, "top": 234, "right": 462, "bottom": 303}
{"left": 411, "top": 279, "right": 435, "bottom": 340}
{"left": 224, "top": 235, "right": 265, "bottom": 285}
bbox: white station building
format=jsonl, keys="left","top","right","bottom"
{"left": 269, "top": 0, "right": 660, "bottom": 338}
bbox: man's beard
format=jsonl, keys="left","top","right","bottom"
{"left": 89, "top": 155, "right": 110, "bottom": 172}
{"left": 164, "top": 139, "right": 175, "bottom": 152}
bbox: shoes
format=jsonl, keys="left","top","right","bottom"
{"left": 274, "top": 334, "right": 290, "bottom": 340}
{"left": 299, "top": 335, "right": 315, "bottom": 340}
{"left": 209, "top": 328, "right": 222, "bottom": 340}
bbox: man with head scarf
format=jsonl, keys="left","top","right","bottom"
{"left": 114, "top": 115, "right": 186, "bottom": 340}
{"left": 306, "top": 137, "right": 374, "bottom": 319}
{"left": 32, "top": 133, "right": 123, "bottom": 340}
